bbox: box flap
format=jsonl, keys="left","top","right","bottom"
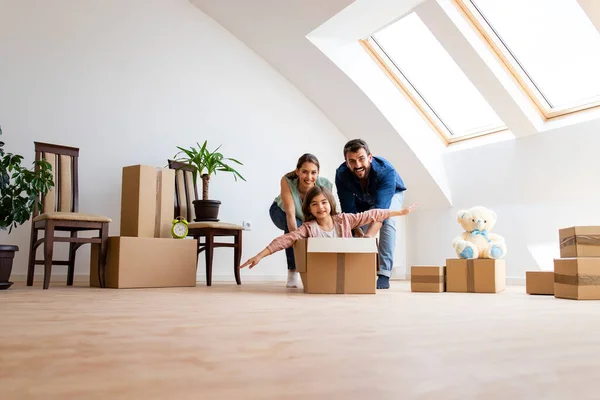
{"left": 306, "top": 238, "right": 378, "bottom": 253}
{"left": 293, "top": 239, "right": 307, "bottom": 273}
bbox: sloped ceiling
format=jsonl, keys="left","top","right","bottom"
{"left": 190, "top": 0, "right": 450, "bottom": 209}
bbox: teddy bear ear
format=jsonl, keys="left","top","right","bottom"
{"left": 491, "top": 210, "right": 497, "bottom": 222}
{"left": 457, "top": 210, "right": 469, "bottom": 222}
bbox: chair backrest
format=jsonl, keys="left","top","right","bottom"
{"left": 34, "top": 142, "right": 79, "bottom": 216}
{"left": 167, "top": 160, "right": 199, "bottom": 222}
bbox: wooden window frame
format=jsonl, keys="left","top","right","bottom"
{"left": 360, "top": 38, "right": 507, "bottom": 146}
{"left": 453, "top": 0, "right": 600, "bottom": 121}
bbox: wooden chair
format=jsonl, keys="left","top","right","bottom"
{"left": 168, "top": 160, "right": 243, "bottom": 286}
{"left": 27, "top": 142, "right": 111, "bottom": 289}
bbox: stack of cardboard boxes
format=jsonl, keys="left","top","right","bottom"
{"left": 527, "top": 226, "right": 600, "bottom": 300}
{"left": 90, "top": 165, "right": 197, "bottom": 289}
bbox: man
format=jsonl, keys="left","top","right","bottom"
{"left": 335, "top": 139, "right": 407, "bottom": 289}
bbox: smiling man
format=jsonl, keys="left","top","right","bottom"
{"left": 335, "top": 139, "right": 407, "bottom": 289}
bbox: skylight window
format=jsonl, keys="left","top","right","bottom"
{"left": 364, "top": 12, "right": 506, "bottom": 144}
{"left": 457, "top": 0, "right": 600, "bottom": 117}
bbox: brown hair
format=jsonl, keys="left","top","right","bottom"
{"left": 284, "top": 153, "right": 320, "bottom": 180}
{"left": 302, "top": 186, "right": 338, "bottom": 222}
{"left": 343, "top": 139, "right": 371, "bottom": 159}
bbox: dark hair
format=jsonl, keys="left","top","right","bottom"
{"left": 343, "top": 139, "right": 371, "bottom": 159}
{"left": 284, "top": 153, "right": 320, "bottom": 180}
{"left": 302, "top": 186, "right": 338, "bottom": 222}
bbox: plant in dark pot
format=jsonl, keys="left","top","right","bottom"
{"left": 0, "top": 126, "right": 54, "bottom": 289}
{"left": 173, "top": 140, "right": 245, "bottom": 222}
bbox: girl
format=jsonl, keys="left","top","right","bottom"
{"left": 269, "top": 153, "right": 333, "bottom": 288}
{"left": 241, "top": 186, "right": 417, "bottom": 270}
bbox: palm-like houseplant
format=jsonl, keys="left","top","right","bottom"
{"left": 173, "top": 140, "right": 245, "bottom": 221}
{"left": 0, "top": 126, "right": 54, "bottom": 289}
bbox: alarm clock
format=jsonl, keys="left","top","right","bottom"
{"left": 171, "top": 217, "right": 189, "bottom": 239}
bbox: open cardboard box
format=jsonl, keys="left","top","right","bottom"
{"left": 293, "top": 238, "right": 378, "bottom": 294}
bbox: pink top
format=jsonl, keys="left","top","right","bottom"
{"left": 266, "top": 209, "right": 391, "bottom": 254}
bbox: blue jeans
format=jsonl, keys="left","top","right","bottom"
{"left": 269, "top": 201, "right": 302, "bottom": 271}
{"left": 359, "top": 191, "right": 405, "bottom": 278}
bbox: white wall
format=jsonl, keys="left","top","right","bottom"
{"left": 407, "top": 118, "right": 600, "bottom": 282}
{"left": 0, "top": 0, "right": 348, "bottom": 283}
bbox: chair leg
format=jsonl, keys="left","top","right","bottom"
{"left": 67, "top": 231, "right": 77, "bottom": 286}
{"left": 98, "top": 223, "right": 109, "bottom": 288}
{"left": 233, "top": 231, "right": 242, "bottom": 285}
{"left": 205, "top": 231, "right": 214, "bottom": 286}
{"left": 27, "top": 225, "right": 39, "bottom": 286}
{"left": 43, "top": 222, "right": 55, "bottom": 290}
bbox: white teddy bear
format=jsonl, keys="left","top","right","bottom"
{"left": 452, "top": 206, "right": 507, "bottom": 259}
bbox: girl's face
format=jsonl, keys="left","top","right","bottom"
{"left": 309, "top": 194, "right": 331, "bottom": 221}
{"left": 296, "top": 162, "right": 319, "bottom": 191}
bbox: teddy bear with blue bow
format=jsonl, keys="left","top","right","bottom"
{"left": 452, "top": 206, "right": 507, "bottom": 259}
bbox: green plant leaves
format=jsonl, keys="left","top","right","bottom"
{"left": 0, "top": 133, "right": 55, "bottom": 233}
{"left": 173, "top": 140, "right": 246, "bottom": 200}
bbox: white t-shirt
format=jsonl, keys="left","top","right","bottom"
{"left": 314, "top": 224, "right": 338, "bottom": 238}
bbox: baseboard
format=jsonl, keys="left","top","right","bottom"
{"left": 10, "top": 273, "right": 290, "bottom": 284}
{"left": 13, "top": 274, "right": 526, "bottom": 285}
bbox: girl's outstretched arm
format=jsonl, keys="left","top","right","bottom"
{"left": 240, "top": 248, "right": 271, "bottom": 269}
{"left": 239, "top": 224, "right": 311, "bottom": 269}
{"left": 347, "top": 203, "right": 419, "bottom": 230}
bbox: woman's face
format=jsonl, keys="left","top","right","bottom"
{"left": 296, "top": 162, "right": 319, "bottom": 191}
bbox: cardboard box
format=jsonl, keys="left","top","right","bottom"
{"left": 446, "top": 258, "right": 505, "bottom": 293}
{"left": 293, "top": 238, "right": 377, "bottom": 294}
{"left": 554, "top": 258, "right": 600, "bottom": 300}
{"left": 411, "top": 265, "right": 445, "bottom": 292}
{"left": 120, "top": 165, "right": 175, "bottom": 238}
{"left": 526, "top": 271, "right": 554, "bottom": 295}
{"left": 559, "top": 226, "right": 600, "bottom": 258}
{"left": 90, "top": 236, "right": 197, "bottom": 289}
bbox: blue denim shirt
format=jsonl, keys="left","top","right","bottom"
{"left": 335, "top": 156, "right": 406, "bottom": 213}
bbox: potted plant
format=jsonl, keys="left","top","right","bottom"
{"left": 173, "top": 140, "right": 245, "bottom": 222}
{"left": 0, "top": 126, "right": 54, "bottom": 289}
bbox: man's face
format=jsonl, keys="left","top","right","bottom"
{"left": 345, "top": 148, "right": 372, "bottom": 180}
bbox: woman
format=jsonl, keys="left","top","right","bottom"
{"left": 270, "top": 153, "right": 333, "bottom": 288}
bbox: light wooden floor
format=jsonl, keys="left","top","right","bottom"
{"left": 1, "top": 281, "right": 599, "bottom": 399}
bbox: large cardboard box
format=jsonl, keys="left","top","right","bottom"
{"left": 90, "top": 236, "right": 197, "bottom": 289}
{"left": 559, "top": 226, "right": 600, "bottom": 258}
{"left": 446, "top": 258, "right": 505, "bottom": 293}
{"left": 410, "top": 266, "right": 445, "bottom": 292}
{"left": 526, "top": 271, "right": 554, "bottom": 295}
{"left": 293, "top": 238, "right": 378, "bottom": 294}
{"left": 120, "top": 165, "right": 175, "bottom": 238}
{"left": 554, "top": 258, "right": 600, "bottom": 300}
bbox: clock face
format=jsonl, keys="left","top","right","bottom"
{"left": 173, "top": 223, "right": 187, "bottom": 237}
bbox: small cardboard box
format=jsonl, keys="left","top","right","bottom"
{"left": 446, "top": 258, "right": 505, "bottom": 293}
{"left": 554, "top": 258, "right": 600, "bottom": 300}
{"left": 411, "top": 266, "right": 445, "bottom": 292}
{"left": 526, "top": 271, "right": 554, "bottom": 295}
{"left": 90, "top": 236, "right": 197, "bottom": 289}
{"left": 559, "top": 226, "right": 600, "bottom": 258}
{"left": 120, "top": 165, "right": 175, "bottom": 238}
{"left": 293, "top": 238, "right": 377, "bottom": 294}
